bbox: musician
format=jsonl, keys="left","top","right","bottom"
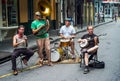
{"left": 31, "top": 11, "right": 53, "bottom": 66}
{"left": 11, "top": 25, "right": 34, "bottom": 75}
{"left": 78, "top": 26, "right": 99, "bottom": 74}
{"left": 59, "top": 18, "right": 76, "bottom": 59}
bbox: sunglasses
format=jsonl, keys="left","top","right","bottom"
{"left": 36, "top": 15, "right": 41, "bottom": 17}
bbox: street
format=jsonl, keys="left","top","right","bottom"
{"left": 0, "top": 20, "right": 120, "bottom": 81}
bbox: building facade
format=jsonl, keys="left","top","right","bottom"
{"left": 0, "top": 0, "right": 19, "bottom": 41}
{"left": 0, "top": 0, "right": 96, "bottom": 41}
{"left": 0, "top": 0, "right": 57, "bottom": 41}
{"left": 102, "top": 0, "right": 120, "bottom": 17}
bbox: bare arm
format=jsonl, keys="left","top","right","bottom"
{"left": 78, "top": 38, "right": 84, "bottom": 43}
{"left": 32, "top": 25, "right": 45, "bottom": 35}
{"left": 70, "top": 34, "right": 76, "bottom": 39}
{"left": 60, "top": 33, "right": 66, "bottom": 39}
{"left": 60, "top": 33, "right": 76, "bottom": 39}
{"left": 45, "top": 19, "right": 50, "bottom": 32}
{"left": 13, "top": 36, "right": 23, "bottom": 47}
{"left": 13, "top": 36, "right": 27, "bottom": 47}
{"left": 94, "top": 36, "right": 98, "bottom": 45}
{"left": 24, "top": 37, "right": 28, "bottom": 47}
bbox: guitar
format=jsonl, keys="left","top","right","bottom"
{"left": 79, "top": 33, "right": 107, "bottom": 48}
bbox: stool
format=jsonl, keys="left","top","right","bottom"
{"left": 20, "top": 54, "right": 24, "bottom": 70}
{"left": 80, "top": 51, "right": 98, "bottom": 67}
{"left": 16, "top": 54, "right": 24, "bottom": 71}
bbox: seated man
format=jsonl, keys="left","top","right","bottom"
{"left": 59, "top": 18, "right": 76, "bottom": 59}
{"left": 11, "top": 25, "right": 34, "bottom": 75}
{"left": 78, "top": 26, "right": 99, "bottom": 74}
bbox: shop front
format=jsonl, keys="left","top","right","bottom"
{"left": 0, "top": 0, "right": 18, "bottom": 41}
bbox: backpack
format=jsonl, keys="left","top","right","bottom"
{"left": 89, "top": 60, "right": 105, "bottom": 69}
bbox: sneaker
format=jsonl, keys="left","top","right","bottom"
{"left": 83, "top": 66, "right": 89, "bottom": 74}
{"left": 13, "top": 70, "right": 18, "bottom": 75}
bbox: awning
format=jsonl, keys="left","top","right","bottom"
{"left": 102, "top": 1, "right": 120, "bottom": 4}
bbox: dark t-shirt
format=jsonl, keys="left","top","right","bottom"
{"left": 81, "top": 33, "right": 98, "bottom": 48}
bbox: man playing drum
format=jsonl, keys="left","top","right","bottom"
{"left": 78, "top": 26, "right": 99, "bottom": 74}
{"left": 59, "top": 18, "right": 76, "bottom": 59}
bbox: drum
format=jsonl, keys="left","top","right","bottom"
{"left": 57, "top": 47, "right": 64, "bottom": 55}
{"left": 51, "top": 49, "right": 61, "bottom": 62}
{"left": 60, "top": 39, "right": 70, "bottom": 47}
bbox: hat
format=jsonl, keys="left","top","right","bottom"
{"left": 65, "top": 18, "right": 71, "bottom": 21}
{"left": 35, "top": 11, "right": 41, "bottom": 16}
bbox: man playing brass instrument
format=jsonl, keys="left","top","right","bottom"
{"left": 59, "top": 18, "right": 76, "bottom": 59}
{"left": 31, "top": 11, "right": 53, "bottom": 66}
{"left": 78, "top": 26, "right": 99, "bottom": 74}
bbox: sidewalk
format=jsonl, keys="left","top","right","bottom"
{"left": 0, "top": 18, "right": 113, "bottom": 64}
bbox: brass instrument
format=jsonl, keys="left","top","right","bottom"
{"left": 34, "top": 0, "right": 51, "bottom": 36}
{"left": 38, "top": 0, "right": 51, "bottom": 17}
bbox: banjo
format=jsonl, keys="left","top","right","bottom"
{"left": 79, "top": 39, "right": 89, "bottom": 48}
{"left": 79, "top": 33, "right": 107, "bottom": 48}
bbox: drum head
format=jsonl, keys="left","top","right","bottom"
{"left": 51, "top": 49, "right": 60, "bottom": 62}
{"left": 60, "top": 39, "right": 70, "bottom": 42}
{"left": 60, "top": 39, "right": 70, "bottom": 47}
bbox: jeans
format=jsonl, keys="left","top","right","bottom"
{"left": 11, "top": 48, "right": 34, "bottom": 70}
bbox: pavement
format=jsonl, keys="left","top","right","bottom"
{"left": 0, "top": 18, "right": 113, "bottom": 64}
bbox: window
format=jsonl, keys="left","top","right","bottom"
{"left": 1, "top": 0, "right": 18, "bottom": 27}
{"left": 108, "top": 9, "right": 110, "bottom": 14}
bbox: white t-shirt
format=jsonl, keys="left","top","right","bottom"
{"left": 59, "top": 25, "right": 76, "bottom": 37}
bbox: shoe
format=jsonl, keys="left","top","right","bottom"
{"left": 38, "top": 59, "right": 43, "bottom": 66}
{"left": 13, "top": 70, "right": 18, "bottom": 75}
{"left": 22, "top": 58, "right": 28, "bottom": 66}
{"left": 71, "top": 54, "right": 76, "bottom": 59}
{"left": 83, "top": 66, "right": 89, "bottom": 74}
{"left": 36, "top": 59, "right": 43, "bottom": 67}
{"left": 48, "top": 62, "right": 53, "bottom": 66}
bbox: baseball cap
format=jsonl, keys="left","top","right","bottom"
{"left": 35, "top": 11, "right": 41, "bottom": 16}
{"left": 65, "top": 18, "right": 71, "bottom": 21}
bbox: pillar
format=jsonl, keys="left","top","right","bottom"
{"left": 50, "top": 0, "right": 56, "bottom": 29}
{"left": 83, "top": 0, "right": 87, "bottom": 25}
{"left": 0, "top": 0, "right": 2, "bottom": 27}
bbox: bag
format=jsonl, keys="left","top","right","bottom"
{"left": 89, "top": 61, "right": 105, "bottom": 69}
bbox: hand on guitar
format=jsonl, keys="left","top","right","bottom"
{"left": 78, "top": 39, "right": 85, "bottom": 43}
{"left": 78, "top": 39, "right": 88, "bottom": 48}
